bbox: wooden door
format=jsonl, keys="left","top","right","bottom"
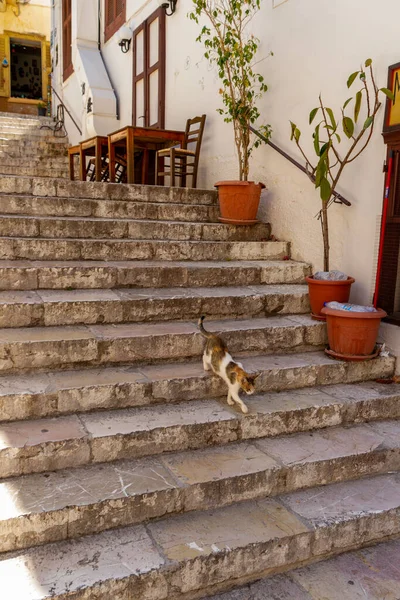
{"left": 132, "top": 8, "right": 165, "bottom": 128}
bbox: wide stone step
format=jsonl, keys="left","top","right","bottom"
{"left": 0, "top": 136, "right": 68, "bottom": 146}
{"left": 0, "top": 143, "right": 68, "bottom": 158}
{"left": 0, "top": 352, "right": 393, "bottom": 422}
{"left": 1, "top": 419, "right": 399, "bottom": 552}
{"left": 0, "top": 194, "right": 220, "bottom": 221}
{"left": 0, "top": 215, "right": 271, "bottom": 242}
{"left": 0, "top": 259, "right": 311, "bottom": 291}
{"left": 1, "top": 472, "right": 399, "bottom": 599}
{"left": 0, "top": 237, "right": 289, "bottom": 261}
{"left": 0, "top": 165, "right": 68, "bottom": 178}
{"left": 205, "top": 538, "right": 400, "bottom": 600}
{"left": 0, "top": 315, "right": 326, "bottom": 374}
{"left": 0, "top": 176, "right": 218, "bottom": 205}
{"left": 0, "top": 127, "right": 65, "bottom": 138}
{"left": 1, "top": 376, "right": 399, "bottom": 479}
{"left": 0, "top": 157, "right": 68, "bottom": 167}
{"left": 0, "top": 315, "right": 325, "bottom": 374}
{"left": 0, "top": 284, "right": 309, "bottom": 328}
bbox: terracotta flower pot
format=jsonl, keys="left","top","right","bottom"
{"left": 321, "top": 306, "right": 387, "bottom": 361}
{"left": 306, "top": 275, "right": 355, "bottom": 321}
{"left": 215, "top": 180, "right": 265, "bottom": 225}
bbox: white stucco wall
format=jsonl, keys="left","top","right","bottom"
{"left": 52, "top": 0, "right": 399, "bottom": 309}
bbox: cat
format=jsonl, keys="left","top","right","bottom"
{"left": 198, "top": 315, "right": 259, "bottom": 414}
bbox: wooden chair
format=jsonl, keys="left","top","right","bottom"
{"left": 68, "top": 145, "right": 81, "bottom": 180}
{"left": 81, "top": 136, "right": 109, "bottom": 182}
{"left": 156, "top": 115, "right": 206, "bottom": 188}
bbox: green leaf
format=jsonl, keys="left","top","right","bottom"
{"left": 313, "top": 123, "right": 320, "bottom": 155}
{"left": 343, "top": 97, "right": 353, "bottom": 110}
{"left": 319, "top": 142, "right": 329, "bottom": 157}
{"left": 363, "top": 115, "right": 374, "bottom": 129}
{"left": 343, "top": 116, "right": 354, "bottom": 138}
{"left": 334, "top": 132, "right": 341, "bottom": 143}
{"left": 320, "top": 177, "right": 332, "bottom": 202}
{"left": 290, "top": 121, "right": 297, "bottom": 141}
{"left": 309, "top": 107, "right": 319, "bottom": 124}
{"left": 325, "top": 108, "right": 337, "bottom": 130}
{"left": 365, "top": 58, "right": 372, "bottom": 67}
{"left": 315, "top": 161, "right": 326, "bottom": 188}
{"left": 354, "top": 90, "right": 362, "bottom": 123}
{"left": 347, "top": 71, "right": 359, "bottom": 88}
{"left": 380, "top": 87, "right": 395, "bottom": 101}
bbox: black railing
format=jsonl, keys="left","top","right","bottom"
{"left": 249, "top": 125, "right": 351, "bottom": 207}
{"left": 50, "top": 86, "right": 82, "bottom": 136}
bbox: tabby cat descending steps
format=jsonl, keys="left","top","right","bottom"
{"left": 198, "top": 315, "right": 259, "bottom": 414}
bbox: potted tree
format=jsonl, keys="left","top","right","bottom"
{"left": 290, "top": 59, "right": 392, "bottom": 319}
{"left": 189, "top": 0, "right": 271, "bottom": 224}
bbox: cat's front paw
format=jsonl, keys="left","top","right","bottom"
{"left": 241, "top": 404, "right": 249, "bottom": 414}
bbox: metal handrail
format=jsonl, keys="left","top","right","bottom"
{"left": 51, "top": 85, "right": 82, "bottom": 135}
{"left": 249, "top": 125, "right": 351, "bottom": 207}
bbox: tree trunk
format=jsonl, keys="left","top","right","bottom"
{"left": 321, "top": 201, "right": 330, "bottom": 271}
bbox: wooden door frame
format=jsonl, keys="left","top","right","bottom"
{"left": 132, "top": 7, "right": 165, "bottom": 128}
{"left": 3, "top": 31, "right": 50, "bottom": 101}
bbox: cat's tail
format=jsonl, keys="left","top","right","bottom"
{"left": 198, "top": 315, "right": 213, "bottom": 338}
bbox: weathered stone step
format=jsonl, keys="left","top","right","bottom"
{"left": 0, "top": 284, "right": 309, "bottom": 328}
{"left": 0, "top": 112, "right": 54, "bottom": 123}
{"left": 0, "top": 157, "right": 68, "bottom": 167}
{"left": 0, "top": 127, "right": 65, "bottom": 138}
{"left": 0, "top": 259, "right": 310, "bottom": 291}
{"left": 0, "top": 136, "right": 68, "bottom": 145}
{"left": 0, "top": 353, "right": 393, "bottom": 422}
{"left": 1, "top": 472, "right": 399, "bottom": 599}
{"left": 205, "top": 534, "right": 400, "bottom": 600}
{"left": 0, "top": 165, "right": 68, "bottom": 178}
{"left": 0, "top": 176, "right": 218, "bottom": 205}
{"left": 0, "top": 215, "right": 271, "bottom": 242}
{"left": 0, "top": 315, "right": 325, "bottom": 374}
{"left": 0, "top": 143, "right": 68, "bottom": 157}
{"left": 1, "top": 419, "right": 399, "bottom": 552}
{"left": 2, "top": 379, "right": 399, "bottom": 479}
{"left": 0, "top": 237, "right": 289, "bottom": 261}
{"left": 0, "top": 194, "right": 220, "bottom": 222}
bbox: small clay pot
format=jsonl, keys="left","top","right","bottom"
{"left": 215, "top": 180, "right": 265, "bottom": 225}
{"left": 306, "top": 275, "right": 355, "bottom": 320}
{"left": 321, "top": 306, "right": 387, "bottom": 360}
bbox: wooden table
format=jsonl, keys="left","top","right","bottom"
{"left": 108, "top": 126, "right": 186, "bottom": 184}
{"left": 80, "top": 136, "right": 108, "bottom": 182}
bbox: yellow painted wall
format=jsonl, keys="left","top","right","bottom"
{"left": 0, "top": 2, "right": 50, "bottom": 40}
{"left": 0, "top": 1, "right": 51, "bottom": 113}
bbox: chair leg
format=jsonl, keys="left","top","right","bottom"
{"left": 109, "top": 141, "right": 116, "bottom": 183}
{"left": 170, "top": 148, "right": 176, "bottom": 187}
{"left": 68, "top": 153, "right": 74, "bottom": 180}
{"left": 79, "top": 148, "right": 85, "bottom": 181}
{"left": 95, "top": 139, "right": 102, "bottom": 182}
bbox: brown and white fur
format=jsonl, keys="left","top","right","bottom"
{"left": 198, "top": 316, "right": 258, "bottom": 414}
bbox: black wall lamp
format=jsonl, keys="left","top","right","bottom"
{"left": 157, "top": 0, "right": 178, "bottom": 16}
{"left": 117, "top": 25, "right": 133, "bottom": 53}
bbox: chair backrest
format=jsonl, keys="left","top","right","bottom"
{"left": 183, "top": 114, "right": 207, "bottom": 158}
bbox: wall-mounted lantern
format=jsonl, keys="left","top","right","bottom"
{"left": 157, "top": 0, "right": 177, "bottom": 16}
{"left": 117, "top": 25, "right": 133, "bottom": 53}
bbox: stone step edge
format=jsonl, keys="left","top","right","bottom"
{"left": 0, "top": 315, "right": 325, "bottom": 374}
{"left": 1, "top": 419, "right": 399, "bottom": 553}
{"left": 0, "top": 176, "right": 219, "bottom": 204}
{"left": 203, "top": 538, "right": 400, "bottom": 600}
{"left": 0, "top": 351, "right": 393, "bottom": 422}
{"left": 0, "top": 259, "right": 311, "bottom": 292}
{"left": 1, "top": 472, "right": 399, "bottom": 600}
{"left": 1, "top": 378, "right": 399, "bottom": 478}
{"left": 0, "top": 284, "right": 309, "bottom": 328}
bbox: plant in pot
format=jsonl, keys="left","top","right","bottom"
{"left": 290, "top": 58, "right": 392, "bottom": 320}
{"left": 189, "top": 0, "right": 272, "bottom": 224}
{"left": 38, "top": 101, "right": 47, "bottom": 117}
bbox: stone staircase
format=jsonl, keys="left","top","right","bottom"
{"left": 0, "top": 118, "right": 399, "bottom": 599}
{"left": 0, "top": 113, "right": 69, "bottom": 178}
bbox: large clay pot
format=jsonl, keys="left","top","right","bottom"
{"left": 215, "top": 180, "right": 265, "bottom": 225}
{"left": 321, "top": 306, "right": 387, "bottom": 361}
{"left": 306, "top": 275, "right": 355, "bottom": 321}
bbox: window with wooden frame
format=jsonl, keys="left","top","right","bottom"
{"left": 62, "top": 0, "right": 73, "bottom": 81}
{"left": 132, "top": 8, "right": 166, "bottom": 128}
{"left": 105, "top": 0, "right": 126, "bottom": 43}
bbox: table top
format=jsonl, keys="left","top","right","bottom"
{"left": 109, "top": 126, "right": 185, "bottom": 145}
